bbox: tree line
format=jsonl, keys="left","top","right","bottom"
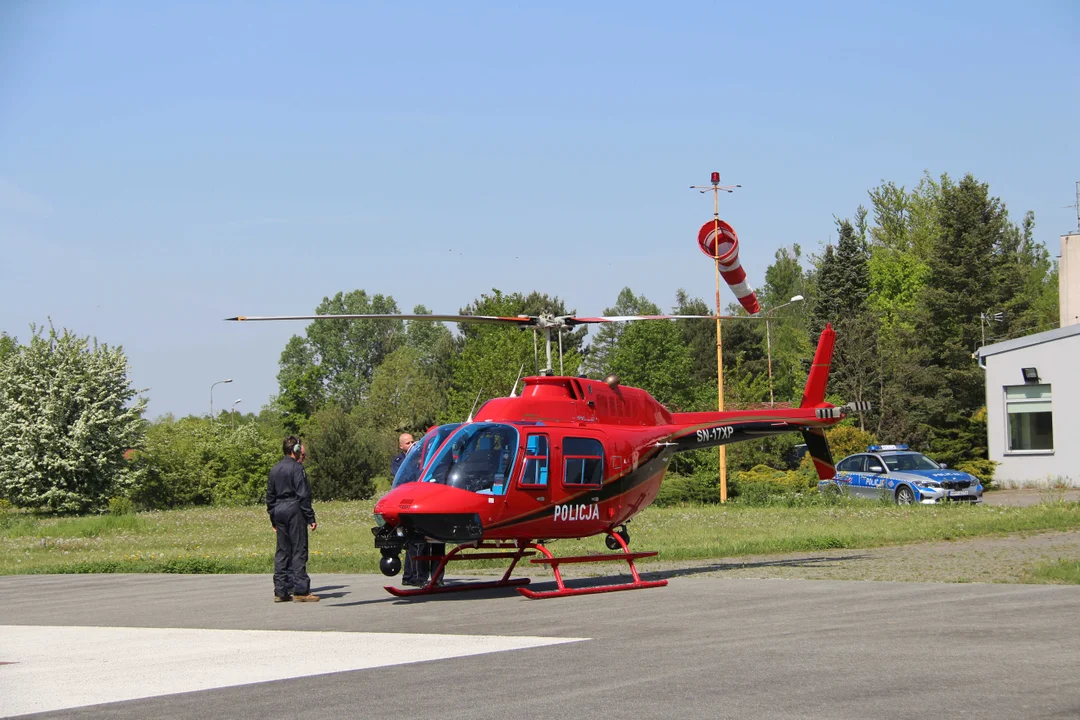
{"left": 0, "top": 173, "right": 1058, "bottom": 513}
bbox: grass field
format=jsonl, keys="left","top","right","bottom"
{"left": 1027, "top": 558, "right": 1080, "bottom": 584}
{"left": 3, "top": 498, "right": 1080, "bottom": 578}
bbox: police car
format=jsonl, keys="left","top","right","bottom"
{"left": 818, "top": 445, "right": 983, "bottom": 504}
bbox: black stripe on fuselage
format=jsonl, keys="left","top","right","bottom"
{"left": 669, "top": 421, "right": 794, "bottom": 451}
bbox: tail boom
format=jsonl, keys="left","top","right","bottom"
{"left": 665, "top": 324, "right": 842, "bottom": 481}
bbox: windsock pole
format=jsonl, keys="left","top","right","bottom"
{"left": 712, "top": 185, "right": 727, "bottom": 503}
{"left": 691, "top": 171, "right": 741, "bottom": 503}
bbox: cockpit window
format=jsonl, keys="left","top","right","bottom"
{"left": 422, "top": 423, "right": 520, "bottom": 495}
{"left": 392, "top": 423, "right": 462, "bottom": 489}
{"left": 882, "top": 452, "right": 940, "bottom": 472}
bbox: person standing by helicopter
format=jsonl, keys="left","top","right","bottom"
{"left": 392, "top": 433, "right": 429, "bottom": 587}
{"left": 390, "top": 432, "right": 414, "bottom": 477}
{"left": 267, "top": 436, "right": 319, "bottom": 603}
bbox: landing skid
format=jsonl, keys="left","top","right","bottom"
{"left": 518, "top": 531, "right": 667, "bottom": 599}
{"left": 383, "top": 533, "right": 666, "bottom": 600}
{"left": 384, "top": 541, "right": 534, "bottom": 597}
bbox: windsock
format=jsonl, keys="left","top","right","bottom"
{"left": 697, "top": 219, "right": 760, "bottom": 315}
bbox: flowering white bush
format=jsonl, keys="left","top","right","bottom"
{"left": 0, "top": 324, "right": 147, "bottom": 513}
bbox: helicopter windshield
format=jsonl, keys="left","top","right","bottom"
{"left": 422, "top": 423, "right": 520, "bottom": 495}
{"left": 392, "top": 423, "right": 463, "bottom": 489}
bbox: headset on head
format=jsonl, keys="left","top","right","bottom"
{"left": 286, "top": 436, "right": 302, "bottom": 456}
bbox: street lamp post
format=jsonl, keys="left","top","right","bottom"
{"left": 765, "top": 296, "right": 804, "bottom": 407}
{"left": 231, "top": 399, "right": 242, "bottom": 430}
{"left": 210, "top": 379, "right": 233, "bottom": 421}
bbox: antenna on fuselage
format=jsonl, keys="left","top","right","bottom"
{"left": 466, "top": 388, "right": 483, "bottom": 423}
{"left": 510, "top": 364, "right": 525, "bottom": 397}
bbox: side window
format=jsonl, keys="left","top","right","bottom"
{"left": 564, "top": 437, "right": 604, "bottom": 486}
{"left": 837, "top": 456, "right": 863, "bottom": 473}
{"left": 521, "top": 435, "right": 549, "bottom": 487}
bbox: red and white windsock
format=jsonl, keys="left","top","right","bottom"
{"left": 697, "top": 219, "right": 760, "bottom": 314}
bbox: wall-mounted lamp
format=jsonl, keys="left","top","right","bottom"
{"left": 1021, "top": 367, "right": 1039, "bottom": 383}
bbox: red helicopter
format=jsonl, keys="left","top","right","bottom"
{"left": 230, "top": 310, "right": 865, "bottom": 599}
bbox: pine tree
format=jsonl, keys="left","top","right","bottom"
{"left": 810, "top": 218, "right": 876, "bottom": 424}
{"left": 918, "top": 175, "right": 1027, "bottom": 422}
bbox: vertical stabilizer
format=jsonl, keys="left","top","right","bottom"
{"left": 800, "top": 324, "right": 835, "bottom": 408}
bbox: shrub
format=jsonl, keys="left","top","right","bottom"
{"left": 108, "top": 497, "right": 134, "bottom": 516}
{"left": 954, "top": 459, "right": 997, "bottom": 490}
{"left": 303, "top": 407, "right": 387, "bottom": 501}
{"left": 129, "top": 415, "right": 280, "bottom": 509}
{"left": 0, "top": 325, "right": 147, "bottom": 513}
{"left": 824, "top": 424, "right": 879, "bottom": 460}
{"left": 654, "top": 471, "right": 721, "bottom": 506}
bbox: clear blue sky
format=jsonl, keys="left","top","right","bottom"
{"left": 2, "top": 1, "right": 1077, "bottom": 418}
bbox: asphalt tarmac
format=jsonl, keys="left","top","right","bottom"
{"left": 1, "top": 571, "right": 1078, "bottom": 720}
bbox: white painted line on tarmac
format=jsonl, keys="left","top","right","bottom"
{"left": 0, "top": 625, "right": 588, "bottom": 717}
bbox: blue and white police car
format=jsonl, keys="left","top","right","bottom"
{"left": 818, "top": 445, "right": 983, "bottom": 504}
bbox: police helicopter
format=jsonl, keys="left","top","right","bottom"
{"left": 229, "top": 308, "right": 867, "bottom": 599}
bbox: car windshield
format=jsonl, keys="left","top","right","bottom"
{"left": 882, "top": 452, "right": 940, "bottom": 472}
{"left": 392, "top": 423, "right": 462, "bottom": 488}
{"left": 422, "top": 423, "right": 520, "bottom": 495}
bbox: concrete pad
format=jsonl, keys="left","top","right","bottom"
{"left": 0, "top": 573, "right": 1078, "bottom": 719}
{"left": 0, "top": 625, "right": 585, "bottom": 717}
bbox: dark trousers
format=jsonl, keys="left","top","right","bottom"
{"left": 272, "top": 504, "right": 310, "bottom": 596}
{"left": 403, "top": 541, "right": 446, "bottom": 584}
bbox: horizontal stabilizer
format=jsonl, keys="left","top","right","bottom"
{"left": 814, "top": 401, "right": 872, "bottom": 420}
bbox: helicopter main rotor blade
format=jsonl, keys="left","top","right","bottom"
{"left": 225, "top": 314, "right": 538, "bottom": 325}
{"left": 565, "top": 314, "right": 765, "bottom": 325}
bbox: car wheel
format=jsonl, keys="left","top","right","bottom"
{"left": 895, "top": 485, "right": 916, "bottom": 505}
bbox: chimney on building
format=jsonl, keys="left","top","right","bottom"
{"left": 1063, "top": 232, "right": 1080, "bottom": 328}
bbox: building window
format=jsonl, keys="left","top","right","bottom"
{"left": 1005, "top": 384, "right": 1053, "bottom": 452}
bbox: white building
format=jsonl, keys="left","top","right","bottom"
{"left": 978, "top": 324, "right": 1080, "bottom": 486}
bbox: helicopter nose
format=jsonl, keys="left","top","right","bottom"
{"left": 374, "top": 509, "right": 400, "bottom": 527}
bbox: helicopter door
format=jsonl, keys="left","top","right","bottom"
{"left": 517, "top": 433, "right": 552, "bottom": 499}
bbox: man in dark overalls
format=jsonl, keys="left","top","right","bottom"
{"left": 267, "top": 436, "right": 319, "bottom": 602}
